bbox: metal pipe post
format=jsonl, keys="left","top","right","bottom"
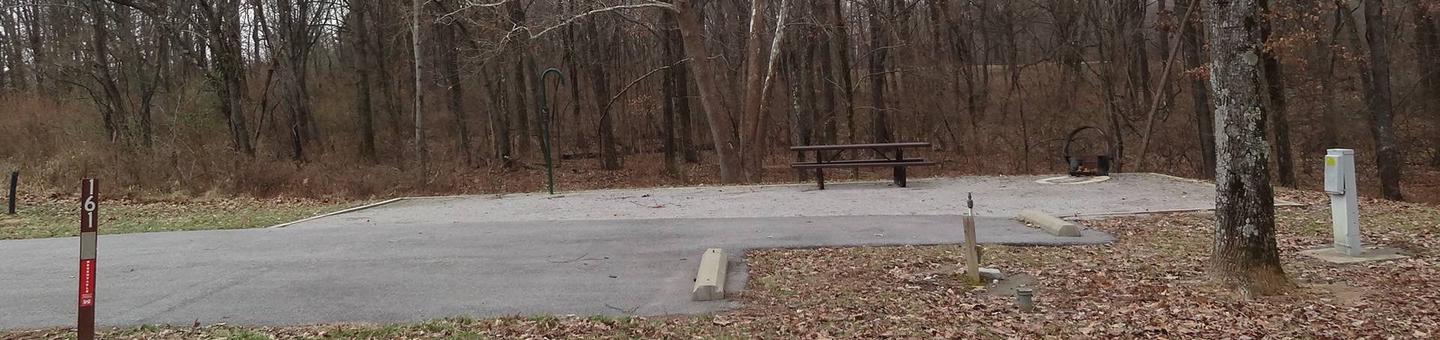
{"left": 537, "top": 68, "right": 566, "bottom": 195}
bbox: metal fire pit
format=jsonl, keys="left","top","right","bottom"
{"left": 1063, "top": 126, "right": 1114, "bottom": 177}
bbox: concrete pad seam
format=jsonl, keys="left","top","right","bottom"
{"left": 1142, "top": 172, "right": 1214, "bottom": 185}
{"left": 1070, "top": 203, "right": 1304, "bottom": 219}
{"left": 266, "top": 197, "right": 407, "bottom": 229}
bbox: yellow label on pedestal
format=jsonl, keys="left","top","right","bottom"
{"left": 1326, "top": 157, "right": 1337, "bottom": 167}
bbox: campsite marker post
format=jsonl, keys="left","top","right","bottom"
{"left": 78, "top": 178, "right": 98, "bottom": 340}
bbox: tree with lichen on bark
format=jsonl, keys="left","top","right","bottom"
{"left": 1203, "top": 0, "right": 1292, "bottom": 297}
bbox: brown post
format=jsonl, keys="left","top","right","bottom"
{"left": 8, "top": 171, "right": 17, "bottom": 215}
{"left": 78, "top": 178, "right": 98, "bottom": 340}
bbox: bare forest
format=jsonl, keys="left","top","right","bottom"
{"left": 0, "top": 0, "right": 1436, "bottom": 201}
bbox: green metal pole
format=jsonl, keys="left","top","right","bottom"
{"left": 538, "top": 68, "right": 566, "bottom": 195}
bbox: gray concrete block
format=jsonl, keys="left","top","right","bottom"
{"left": 692, "top": 248, "right": 728, "bottom": 301}
{"left": 1017, "top": 210, "right": 1082, "bottom": 237}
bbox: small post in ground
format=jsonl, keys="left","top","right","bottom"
{"left": 7, "top": 171, "right": 16, "bottom": 215}
{"left": 963, "top": 193, "right": 981, "bottom": 285}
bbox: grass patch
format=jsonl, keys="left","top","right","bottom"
{"left": 0, "top": 197, "right": 363, "bottom": 240}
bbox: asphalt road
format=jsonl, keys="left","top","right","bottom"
{"left": 0, "top": 214, "right": 1110, "bottom": 329}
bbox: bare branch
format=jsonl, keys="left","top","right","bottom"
{"left": 598, "top": 58, "right": 692, "bottom": 135}
{"left": 756, "top": 0, "right": 791, "bottom": 115}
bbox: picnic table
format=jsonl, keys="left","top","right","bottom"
{"left": 789, "top": 142, "right": 936, "bottom": 189}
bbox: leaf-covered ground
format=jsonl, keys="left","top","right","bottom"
{"left": 0, "top": 195, "right": 363, "bottom": 239}
{"left": 4, "top": 190, "right": 1437, "bottom": 339}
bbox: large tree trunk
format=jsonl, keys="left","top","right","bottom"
{"left": 352, "top": 0, "right": 378, "bottom": 163}
{"left": 829, "top": 0, "right": 859, "bottom": 143}
{"left": 585, "top": 15, "right": 621, "bottom": 170}
{"left": 507, "top": 2, "right": 537, "bottom": 157}
{"left": 444, "top": 22, "right": 473, "bottom": 167}
{"left": 412, "top": 0, "right": 427, "bottom": 170}
{"left": 1182, "top": 3, "right": 1216, "bottom": 179}
{"left": 661, "top": 9, "right": 681, "bottom": 175}
{"left": 1413, "top": 1, "right": 1440, "bottom": 165}
{"left": 676, "top": 0, "right": 744, "bottom": 183}
{"left": 492, "top": 71, "right": 513, "bottom": 166}
{"left": 1084, "top": 1, "right": 1126, "bottom": 172}
{"left": 373, "top": 1, "right": 406, "bottom": 149}
{"left": 816, "top": 36, "right": 839, "bottom": 145}
{"left": 1361, "top": 0, "right": 1404, "bottom": 201}
{"left": 790, "top": 32, "right": 816, "bottom": 180}
{"left": 564, "top": 11, "right": 585, "bottom": 163}
{"left": 1128, "top": 2, "right": 1153, "bottom": 116}
{"left": 739, "top": 0, "right": 772, "bottom": 180}
{"left": 665, "top": 12, "right": 699, "bottom": 164}
{"left": 1204, "top": 0, "right": 1290, "bottom": 297}
{"left": 1318, "top": 2, "right": 1346, "bottom": 152}
{"left": 1414, "top": 1, "right": 1440, "bottom": 107}
{"left": 1258, "top": 0, "right": 1296, "bottom": 188}
{"left": 867, "top": 1, "right": 892, "bottom": 143}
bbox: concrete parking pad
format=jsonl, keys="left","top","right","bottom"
{"left": 288, "top": 173, "right": 1253, "bottom": 227}
{"left": 0, "top": 173, "right": 1283, "bottom": 329}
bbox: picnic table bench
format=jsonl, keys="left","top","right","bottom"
{"left": 790, "top": 142, "right": 936, "bottom": 189}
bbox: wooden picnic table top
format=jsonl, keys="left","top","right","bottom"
{"left": 789, "top": 142, "right": 931, "bottom": 151}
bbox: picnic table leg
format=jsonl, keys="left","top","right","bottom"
{"left": 894, "top": 148, "right": 907, "bottom": 187}
{"left": 816, "top": 168, "right": 825, "bottom": 190}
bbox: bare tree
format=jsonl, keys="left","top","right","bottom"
{"left": 442, "top": 13, "right": 474, "bottom": 167}
{"left": 1258, "top": 0, "right": 1296, "bottom": 188}
{"left": 348, "top": 0, "right": 379, "bottom": 162}
{"left": 660, "top": 5, "right": 682, "bottom": 174}
{"left": 1416, "top": 1, "right": 1440, "bottom": 165}
{"left": 254, "top": 0, "right": 333, "bottom": 161}
{"left": 1360, "top": 0, "right": 1403, "bottom": 201}
{"left": 1181, "top": 0, "right": 1215, "bottom": 178}
{"left": 583, "top": 5, "right": 620, "bottom": 170}
{"left": 109, "top": 0, "right": 256, "bottom": 155}
{"left": 1204, "top": 0, "right": 1291, "bottom": 297}
{"left": 676, "top": 0, "right": 744, "bottom": 182}
{"left": 0, "top": 1, "right": 30, "bottom": 92}
{"left": 413, "top": 0, "right": 428, "bottom": 171}
{"left": 866, "top": 0, "right": 892, "bottom": 143}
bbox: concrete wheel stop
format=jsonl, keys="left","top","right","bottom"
{"left": 692, "top": 248, "right": 728, "bottom": 301}
{"left": 1017, "top": 210, "right": 1082, "bottom": 237}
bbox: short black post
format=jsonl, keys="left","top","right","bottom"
{"left": 893, "top": 148, "right": 906, "bottom": 187}
{"left": 7, "top": 171, "right": 16, "bottom": 215}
